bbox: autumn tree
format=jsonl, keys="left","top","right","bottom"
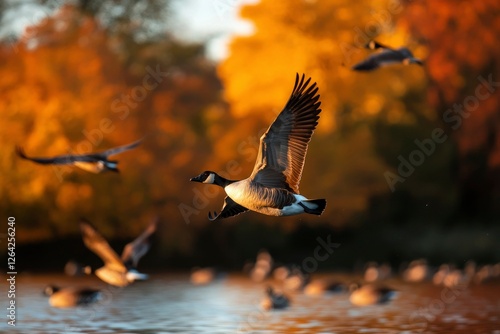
{"left": 400, "top": 0, "right": 500, "bottom": 221}
{"left": 218, "top": 0, "right": 439, "bottom": 227}
{"left": 0, "top": 2, "right": 223, "bottom": 253}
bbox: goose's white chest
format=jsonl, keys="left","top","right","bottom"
{"left": 224, "top": 180, "right": 251, "bottom": 206}
{"left": 74, "top": 161, "right": 105, "bottom": 173}
{"left": 224, "top": 181, "right": 307, "bottom": 216}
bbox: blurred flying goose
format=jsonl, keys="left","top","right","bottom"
{"left": 43, "top": 285, "right": 102, "bottom": 308}
{"left": 352, "top": 41, "right": 423, "bottom": 71}
{"left": 261, "top": 286, "right": 290, "bottom": 310}
{"left": 79, "top": 218, "right": 157, "bottom": 287}
{"left": 349, "top": 283, "right": 396, "bottom": 306}
{"left": 16, "top": 139, "right": 142, "bottom": 173}
{"left": 190, "top": 74, "right": 326, "bottom": 220}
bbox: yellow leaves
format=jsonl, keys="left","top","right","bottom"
{"left": 220, "top": 0, "right": 429, "bottom": 135}
{"left": 29, "top": 177, "right": 47, "bottom": 199}
{"left": 55, "top": 183, "right": 93, "bottom": 211}
{"left": 403, "top": 0, "right": 499, "bottom": 84}
{"left": 363, "top": 94, "right": 385, "bottom": 115}
{"left": 337, "top": 7, "right": 354, "bottom": 22}
{"left": 0, "top": 3, "right": 230, "bottom": 244}
{"left": 153, "top": 94, "right": 175, "bottom": 115}
{"left": 171, "top": 150, "right": 193, "bottom": 169}
{"left": 158, "top": 118, "right": 184, "bottom": 137}
{"left": 78, "top": 183, "right": 92, "bottom": 198}
{"left": 398, "top": 0, "right": 500, "bottom": 190}
{"left": 386, "top": 101, "right": 407, "bottom": 124}
{"left": 216, "top": 0, "right": 443, "bottom": 226}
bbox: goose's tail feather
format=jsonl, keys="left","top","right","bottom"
{"left": 301, "top": 199, "right": 326, "bottom": 215}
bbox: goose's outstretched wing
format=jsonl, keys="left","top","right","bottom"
{"left": 16, "top": 146, "right": 98, "bottom": 164}
{"left": 250, "top": 74, "right": 321, "bottom": 193}
{"left": 17, "top": 139, "right": 141, "bottom": 166}
{"left": 98, "top": 139, "right": 142, "bottom": 157}
{"left": 208, "top": 197, "right": 249, "bottom": 221}
{"left": 351, "top": 55, "right": 384, "bottom": 71}
{"left": 352, "top": 49, "right": 421, "bottom": 71}
{"left": 121, "top": 218, "right": 158, "bottom": 269}
{"left": 79, "top": 220, "right": 126, "bottom": 272}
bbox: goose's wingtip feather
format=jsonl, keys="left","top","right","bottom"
{"left": 15, "top": 145, "right": 27, "bottom": 159}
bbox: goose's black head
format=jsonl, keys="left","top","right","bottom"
{"left": 403, "top": 57, "right": 423, "bottom": 66}
{"left": 366, "top": 40, "right": 385, "bottom": 50}
{"left": 190, "top": 171, "right": 217, "bottom": 184}
{"left": 190, "top": 171, "right": 235, "bottom": 187}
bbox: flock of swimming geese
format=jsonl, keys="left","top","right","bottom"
{"left": 195, "top": 251, "right": 500, "bottom": 311}
{"left": 15, "top": 41, "right": 444, "bottom": 309}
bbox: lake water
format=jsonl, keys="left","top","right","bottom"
{"left": 2, "top": 273, "right": 499, "bottom": 333}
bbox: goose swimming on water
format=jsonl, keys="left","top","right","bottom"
{"left": 79, "top": 218, "right": 157, "bottom": 287}
{"left": 261, "top": 286, "right": 290, "bottom": 310}
{"left": 349, "top": 282, "right": 396, "bottom": 306}
{"left": 190, "top": 74, "right": 326, "bottom": 221}
{"left": 16, "top": 139, "right": 142, "bottom": 173}
{"left": 43, "top": 285, "right": 102, "bottom": 308}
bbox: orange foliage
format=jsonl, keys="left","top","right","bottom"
{"left": 217, "top": 0, "right": 429, "bottom": 225}
{"left": 0, "top": 4, "right": 223, "bottom": 241}
{"left": 2, "top": 0, "right": 499, "bottom": 244}
{"left": 401, "top": 0, "right": 500, "bottom": 165}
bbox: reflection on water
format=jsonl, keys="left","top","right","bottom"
{"left": 4, "top": 273, "right": 500, "bottom": 333}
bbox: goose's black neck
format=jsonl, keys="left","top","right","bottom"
{"left": 213, "top": 174, "right": 238, "bottom": 188}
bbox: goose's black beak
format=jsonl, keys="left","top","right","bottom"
{"left": 413, "top": 59, "right": 424, "bottom": 65}
{"left": 190, "top": 175, "right": 202, "bottom": 182}
{"left": 405, "top": 58, "right": 423, "bottom": 66}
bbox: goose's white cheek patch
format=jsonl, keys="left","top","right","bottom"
{"left": 203, "top": 173, "right": 215, "bottom": 184}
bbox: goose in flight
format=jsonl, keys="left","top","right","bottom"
{"left": 79, "top": 218, "right": 157, "bottom": 287}
{"left": 352, "top": 41, "right": 423, "bottom": 71}
{"left": 16, "top": 139, "right": 142, "bottom": 173}
{"left": 190, "top": 74, "right": 326, "bottom": 221}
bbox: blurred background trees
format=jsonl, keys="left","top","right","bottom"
{"left": 401, "top": 0, "right": 500, "bottom": 222}
{"left": 0, "top": 0, "right": 499, "bottom": 270}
